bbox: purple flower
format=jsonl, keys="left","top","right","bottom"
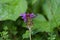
{"left": 20, "top": 13, "right": 35, "bottom": 22}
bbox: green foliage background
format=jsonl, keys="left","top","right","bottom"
{"left": 0, "top": 0, "right": 60, "bottom": 40}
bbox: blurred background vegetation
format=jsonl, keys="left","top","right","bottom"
{"left": 0, "top": 0, "right": 60, "bottom": 40}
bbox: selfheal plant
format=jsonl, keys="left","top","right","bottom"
{"left": 20, "top": 13, "right": 35, "bottom": 27}
{"left": 20, "top": 13, "right": 35, "bottom": 40}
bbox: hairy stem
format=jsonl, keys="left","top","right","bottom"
{"left": 28, "top": 27, "right": 32, "bottom": 40}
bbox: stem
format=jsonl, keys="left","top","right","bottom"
{"left": 28, "top": 27, "right": 32, "bottom": 40}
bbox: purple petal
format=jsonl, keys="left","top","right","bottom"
{"left": 20, "top": 14, "right": 24, "bottom": 16}
{"left": 20, "top": 13, "right": 26, "bottom": 19}
{"left": 24, "top": 18, "right": 27, "bottom": 22}
{"left": 20, "top": 13, "right": 26, "bottom": 16}
{"left": 30, "top": 13, "right": 35, "bottom": 18}
{"left": 20, "top": 13, "right": 27, "bottom": 22}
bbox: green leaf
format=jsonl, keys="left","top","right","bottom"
{"left": 43, "top": 0, "right": 60, "bottom": 26}
{"left": 2, "top": 21, "right": 17, "bottom": 35}
{"left": 0, "top": 0, "right": 27, "bottom": 21}
{"left": 3, "top": 26, "right": 8, "bottom": 30}
{"left": 0, "top": 0, "right": 13, "bottom": 3}
{"left": 0, "top": 37, "right": 3, "bottom": 40}
{"left": 48, "top": 34, "right": 56, "bottom": 40}
{"left": 2, "top": 31, "right": 8, "bottom": 36}
{"left": 32, "top": 0, "right": 44, "bottom": 13}
{"left": 32, "top": 0, "right": 37, "bottom": 5}
{"left": 32, "top": 14, "right": 50, "bottom": 32}
{"left": 32, "top": 35, "right": 41, "bottom": 40}
{"left": 30, "top": 0, "right": 60, "bottom": 33}
{"left": 32, "top": 14, "right": 57, "bottom": 33}
{"left": 22, "top": 30, "right": 30, "bottom": 39}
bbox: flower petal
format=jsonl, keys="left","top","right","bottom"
{"left": 30, "top": 13, "right": 35, "bottom": 18}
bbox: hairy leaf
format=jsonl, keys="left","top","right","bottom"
{"left": 0, "top": 0, "right": 27, "bottom": 21}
